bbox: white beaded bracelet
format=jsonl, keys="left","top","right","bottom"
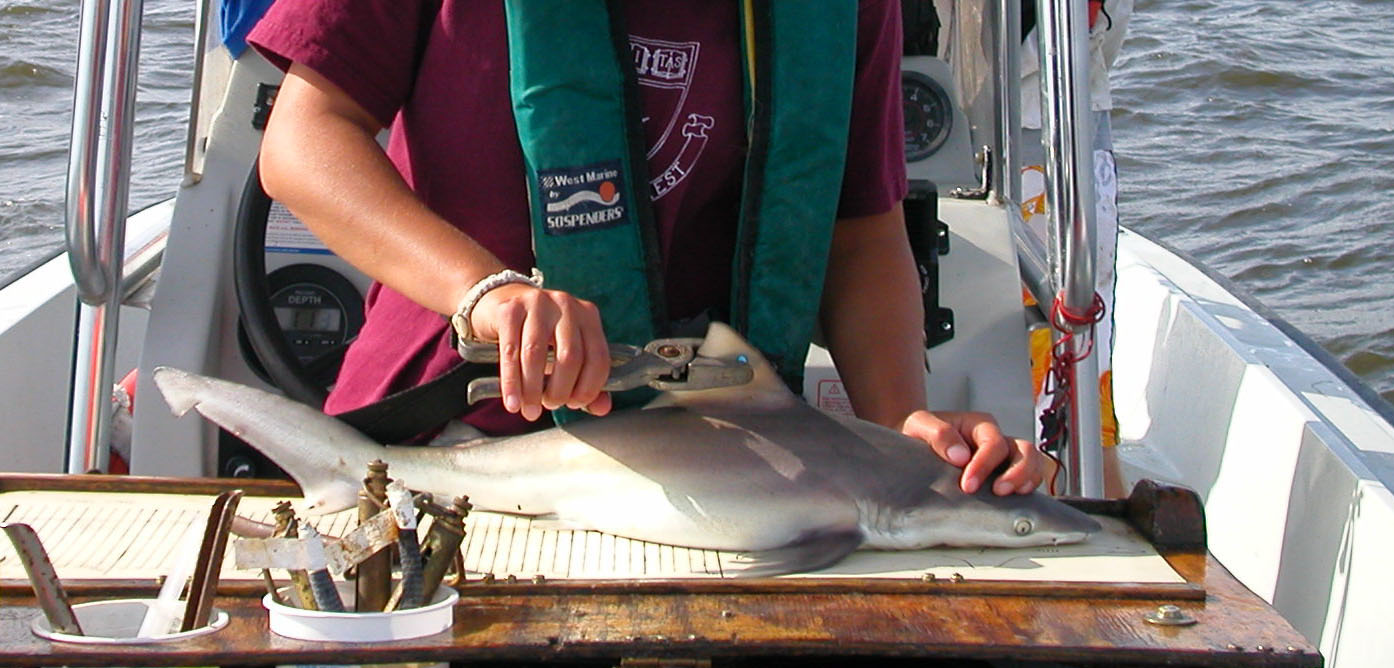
{"left": 448, "top": 268, "right": 545, "bottom": 349}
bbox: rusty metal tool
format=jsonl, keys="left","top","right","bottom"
{"left": 244, "top": 511, "right": 285, "bottom": 606}
{"left": 1, "top": 523, "right": 83, "bottom": 636}
{"left": 460, "top": 337, "right": 753, "bottom": 404}
{"left": 271, "top": 501, "right": 316, "bottom": 609}
{"left": 180, "top": 489, "right": 242, "bottom": 632}
{"left": 356, "top": 459, "right": 392, "bottom": 612}
{"left": 417, "top": 495, "right": 471, "bottom": 599}
{"left": 236, "top": 512, "right": 398, "bottom": 578}
{"left": 329, "top": 510, "right": 400, "bottom": 577}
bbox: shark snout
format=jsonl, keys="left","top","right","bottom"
{"left": 1038, "top": 505, "right": 1103, "bottom": 545}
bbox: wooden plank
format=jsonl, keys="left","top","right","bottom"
{"left": 0, "top": 473, "right": 299, "bottom": 497}
{"left": 0, "top": 554, "right": 1318, "bottom": 667}
{"left": 0, "top": 474, "right": 1320, "bottom": 666}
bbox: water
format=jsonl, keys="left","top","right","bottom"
{"left": 0, "top": 0, "right": 192, "bottom": 275}
{"left": 1, "top": 0, "right": 1391, "bottom": 403}
{"left": 1109, "top": 0, "right": 1394, "bottom": 402}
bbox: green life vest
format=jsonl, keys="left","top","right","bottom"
{"left": 505, "top": 0, "right": 857, "bottom": 409}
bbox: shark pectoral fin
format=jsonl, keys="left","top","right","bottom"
{"left": 724, "top": 529, "right": 863, "bottom": 578}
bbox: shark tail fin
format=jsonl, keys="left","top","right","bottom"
{"left": 151, "top": 366, "right": 381, "bottom": 514}
{"left": 151, "top": 367, "right": 204, "bottom": 417}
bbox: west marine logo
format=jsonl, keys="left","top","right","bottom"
{"left": 544, "top": 180, "right": 619, "bottom": 213}
{"left": 539, "top": 161, "right": 628, "bottom": 235}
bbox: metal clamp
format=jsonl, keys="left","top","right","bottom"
{"left": 461, "top": 337, "right": 752, "bottom": 404}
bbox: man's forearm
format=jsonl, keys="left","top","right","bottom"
{"left": 819, "top": 203, "right": 928, "bottom": 429}
{"left": 260, "top": 65, "right": 504, "bottom": 316}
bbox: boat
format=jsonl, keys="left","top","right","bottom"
{"left": 0, "top": 0, "right": 1387, "bottom": 665}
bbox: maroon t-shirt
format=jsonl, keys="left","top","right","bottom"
{"left": 248, "top": 0, "right": 907, "bottom": 435}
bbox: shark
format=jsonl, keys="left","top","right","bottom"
{"left": 153, "top": 323, "right": 1100, "bottom": 576}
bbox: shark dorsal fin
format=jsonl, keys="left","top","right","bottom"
{"left": 644, "top": 322, "right": 798, "bottom": 411}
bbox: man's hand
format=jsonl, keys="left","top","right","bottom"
{"left": 469, "top": 283, "right": 613, "bottom": 421}
{"left": 901, "top": 409, "right": 1043, "bottom": 495}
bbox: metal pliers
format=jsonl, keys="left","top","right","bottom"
{"left": 458, "top": 337, "right": 754, "bottom": 405}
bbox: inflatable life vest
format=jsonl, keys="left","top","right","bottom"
{"left": 504, "top": 0, "right": 857, "bottom": 407}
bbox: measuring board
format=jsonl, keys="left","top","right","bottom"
{"left": 1, "top": 488, "right": 1182, "bottom": 585}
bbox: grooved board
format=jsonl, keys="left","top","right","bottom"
{"left": 0, "top": 490, "right": 1183, "bottom": 584}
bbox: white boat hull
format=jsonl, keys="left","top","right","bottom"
{"left": 1113, "top": 227, "right": 1394, "bottom": 667}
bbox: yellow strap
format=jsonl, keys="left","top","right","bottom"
{"left": 742, "top": 0, "right": 757, "bottom": 96}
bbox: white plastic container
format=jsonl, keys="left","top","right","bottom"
{"left": 262, "top": 582, "right": 457, "bottom": 642}
{"left": 30, "top": 599, "right": 228, "bottom": 645}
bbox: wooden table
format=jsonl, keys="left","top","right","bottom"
{"left": 0, "top": 475, "right": 1321, "bottom": 667}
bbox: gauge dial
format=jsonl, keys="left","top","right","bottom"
{"left": 902, "top": 71, "right": 952, "bottom": 162}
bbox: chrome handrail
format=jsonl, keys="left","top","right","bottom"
{"left": 993, "top": 0, "right": 1022, "bottom": 206}
{"left": 64, "top": 0, "right": 146, "bottom": 474}
{"left": 65, "top": 0, "right": 111, "bottom": 303}
{"left": 1037, "top": 0, "right": 1104, "bottom": 497}
{"left": 181, "top": 0, "right": 214, "bottom": 185}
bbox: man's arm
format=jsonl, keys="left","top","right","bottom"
{"left": 819, "top": 203, "right": 1043, "bottom": 495}
{"left": 259, "top": 63, "right": 612, "bottom": 419}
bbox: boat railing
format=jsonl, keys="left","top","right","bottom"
{"left": 951, "top": 0, "right": 1104, "bottom": 495}
{"left": 64, "top": 0, "right": 146, "bottom": 473}
{"left": 1036, "top": 0, "right": 1104, "bottom": 497}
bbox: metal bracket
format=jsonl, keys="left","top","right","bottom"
{"left": 252, "top": 83, "right": 279, "bottom": 131}
{"left": 948, "top": 145, "right": 993, "bottom": 200}
{"left": 905, "top": 190, "right": 955, "bottom": 350}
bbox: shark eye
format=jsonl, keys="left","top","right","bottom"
{"left": 1013, "top": 518, "right": 1034, "bottom": 536}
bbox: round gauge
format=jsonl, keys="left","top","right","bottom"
{"left": 902, "top": 70, "right": 953, "bottom": 162}
{"left": 237, "top": 263, "right": 364, "bottom": 387}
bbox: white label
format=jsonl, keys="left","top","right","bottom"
{"left": 266, "top": 202, "right": 332, "bottom": 255}
{"left": 816, "top": 379, "right": 855, "bottom": 418}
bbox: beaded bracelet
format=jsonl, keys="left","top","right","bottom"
{"left": 448, "top": 268, "right": 545, "bottom": 352}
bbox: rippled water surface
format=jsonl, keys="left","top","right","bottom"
{"left": 1, "top": 0, "right": 1391, "bottom": 401}
{"left": 1110, "top": 0, "right": 1394, "bottom": 401}
{"left": 0, "top": 0, "right": 192, "bottom": 274}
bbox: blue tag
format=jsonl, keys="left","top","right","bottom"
{"left": 537, "top": 160, "right": 628, "bottom": 235}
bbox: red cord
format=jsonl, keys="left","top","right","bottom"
{"left": 1038, "top": 293, "right": 1106, "bottom": 494}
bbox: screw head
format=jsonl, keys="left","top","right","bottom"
{"left": 1144, "top": 604, "right": 1197, "bottom": 626}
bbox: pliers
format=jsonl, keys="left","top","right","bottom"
{"left": 457, "top": 337, "right": 754, "bottom": 405}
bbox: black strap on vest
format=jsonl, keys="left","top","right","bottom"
{"left": 333, "top": 355, "right": 497, "bottom": 443}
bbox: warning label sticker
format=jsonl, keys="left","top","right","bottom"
{"left": 265, "top": 202, "right": 332, "bottom": 255}
{"left": 816, "top": 379, "right": 855, "bottom": 418}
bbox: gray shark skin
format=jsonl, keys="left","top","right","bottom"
{"left": 153, "top": 323, "right": 1100, "bottom": 576}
